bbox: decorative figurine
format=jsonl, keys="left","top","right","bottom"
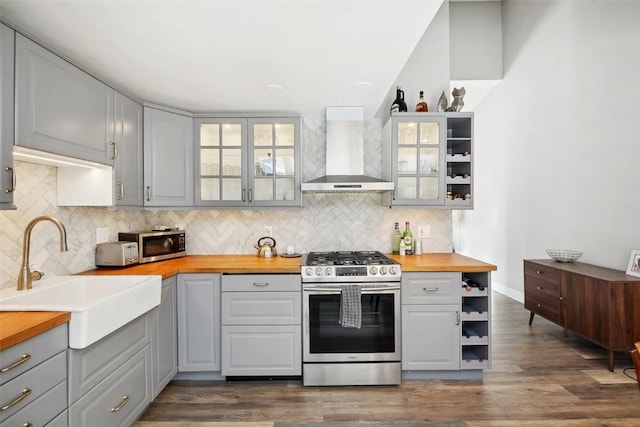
{"left": 446, "top": 87, "right": 466, "bottom": 112}
{"left": 437, "top": 91, "right": 448, "bottom": 112}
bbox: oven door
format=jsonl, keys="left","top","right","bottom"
{"left": 303, "top": 283, "right": 401, "bottom": 363}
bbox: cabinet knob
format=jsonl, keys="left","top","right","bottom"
{"left": 536, "top": 286, "right": 542, "bottom": 290}
{"left": 537, "top": 304, "right": 541, "bottom": 308}
{"left": 559, "top": 296, "right": 563, "bottom": 301}
{"left": 536, "top": 270, "right": 543, "bottom": 275}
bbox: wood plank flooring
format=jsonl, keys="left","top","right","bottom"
{"left": 136, "top": 292, "right": 640, "bottom": 426}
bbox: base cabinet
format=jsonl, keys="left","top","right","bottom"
{"left": 177, "top": 274, "right": 221, "bottom": 372}
{"left": 151, "top": 276, "right": 177, "bottom": 398}
{"left": 401, "top": 271, "right": 492, "bottom": 373}
{"left": 221, "top": 274, "right": 302, "bottom": 376}
{"left": 401, "top": 272, "right": 461, "bottom": 371}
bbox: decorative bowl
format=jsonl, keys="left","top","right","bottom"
{"left": 546, "top": 249, "right": 583, "bottom": 263}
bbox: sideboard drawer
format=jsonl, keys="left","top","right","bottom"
{"left": 524, "top": 261, "right": 560, "bottom": 284}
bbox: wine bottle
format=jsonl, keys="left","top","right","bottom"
{"left": 392, "top": 222, "right": 401, "bottom": 255}
{"left": 402, "top": 221, "right": 413, "bottom": 255}
{"left": 415, "top": 90, "right": 428, "bottom": 112}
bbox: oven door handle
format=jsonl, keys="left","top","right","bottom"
{"left": 304, "top": 286, "right": 400, "bottom": 293}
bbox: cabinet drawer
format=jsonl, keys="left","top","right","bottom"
{"left": 221, "top": 292, "right": 301, "bottom": 325}
{"left": 222, "top": 274, "right": 301, "bottom": 292}
{"left": 2, "top": 380, "right": 66, "bottom": 427}
{"left": 0, "top": 350, "right": 66, "bottom": 422}
{"left": 0, "top": 323, "right": 67, "bottom": 386}
{"left": 68, "top": 313, "right": 150, "bottom": 403}
{"left": 402, "top": 272, "right": 461, "bottom": 305}
{"left": 221, "top": 325, "right": 301, "bottom": 376}
{"left": 524, "top": 276, "right": 560, "bottom": 299}
{"left": 525, "top": 291, "right": 561, "bottom": 324}
{"left": 69, "top": 346, "right": 151, "bottom": 427}
{"left": 524, "top": 261, "right": 560, "bottom": 284}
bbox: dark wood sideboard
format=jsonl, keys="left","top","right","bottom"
{"left": 524, "top": 259, "right": 640, "bottom": 371}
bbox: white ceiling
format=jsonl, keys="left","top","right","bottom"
{"left": 0, "top": 0, "right": 444, "bottom": 117}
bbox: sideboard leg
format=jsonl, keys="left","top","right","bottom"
{"left": 528, "top": 311, "right": 535, "bottom": 326}
{"left": 608, "top": 350, "right": 615, "bottom": 372}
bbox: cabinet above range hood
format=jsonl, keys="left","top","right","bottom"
{"left": 301, "top": 107, "right": 394, "bottom": 193}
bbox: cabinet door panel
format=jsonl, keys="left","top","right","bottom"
{"left": 114, "top": 93, "right": 143, "bottom": 206}
{"left": 402, "top": 305, "right": 460, "bottom": 371}
{"left": 177, "top": 274, "right": 221, "bottom": 371}
{"left": 562, "top": 273, "right": 609, "bottom": 346}
{"left": 143, "top": 107, "right": 193, "bottom": 206}
{"left": 0, "top": 24, "right": 15, "bottom": 208}
{"left": 151, "top": 276, "right": 177, "bottom": 398}
{"left": 15, "top": 34, "right": 114, "bottom": 165}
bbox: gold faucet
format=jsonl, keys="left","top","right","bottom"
{"left": 17, "top": 216, "right": 68, "bottom": 291}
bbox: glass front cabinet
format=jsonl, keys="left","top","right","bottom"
{"left": 382, "top": 112, "right": 473, "bottom": 209}
{"left": 194, "top": 116, "right": 301, "bottom": 207}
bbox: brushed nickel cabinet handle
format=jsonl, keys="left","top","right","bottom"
{"left": 116, "top": 182, "right": 124, "bottom": 200}
{"left": 455, "top": 310, "right": 460, "bottom": 325}
{"left": 252, "top": 282, "right": 269, "bottom": 287}
{"left": 109, "top": 141, "right": 117, "bottom": 160}
{"left": 248, "top": 188, "right": 253, "bottom": 203}
{"left": 146, "top": 186, "right": 151, "bottom": 202}
{"left": 111, "top": 395, "right": 129, "bottom": 412}
{"left": 1, "top": 388, "right": 32, "bottom": 411}
{"left": 4, "top": 166, "right": 15, "bottom": 193}
{"left": 0, "top": 353, "right": 31, "bottom": 373}
{"left": 242, "top": 188, "right": 246, "bottom": 202}
{"left": 423, "top": 287, "right": 440, "bottom": 292}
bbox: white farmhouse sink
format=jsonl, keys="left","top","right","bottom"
{"left": 0, "top": 275, "right": 161, "bottom": 349}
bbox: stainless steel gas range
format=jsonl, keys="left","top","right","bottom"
{"left": 301, "top": 251, "right": 402, "bottom": 386}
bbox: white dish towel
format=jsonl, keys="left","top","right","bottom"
{"left": 339, "top": 285, "right": 362, "bottom": 328}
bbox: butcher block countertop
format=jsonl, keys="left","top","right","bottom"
{"left": 1, "top": 253, "right": 496, "bottom": 351}
{"left": 0, "top": 311, "right": 70, "bottom": 351}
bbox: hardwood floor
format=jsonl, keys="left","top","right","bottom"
{"left": 136, "top": 292, "right": 640, "bottom": 426}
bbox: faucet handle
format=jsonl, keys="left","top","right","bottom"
{"left": 30, "top": 271, "right": 44, "bottom": 281}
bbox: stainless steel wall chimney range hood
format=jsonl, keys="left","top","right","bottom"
{"left": 301, "top": 107, "right": 395, "bottom": 193}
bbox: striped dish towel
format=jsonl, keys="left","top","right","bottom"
{"left": 339, "top": 285, "right": 362, "bottom": 328}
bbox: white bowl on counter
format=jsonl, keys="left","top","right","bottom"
{"left": 0, "top": 275, "right": 161, "bottom": 349}
{"left": 546, "top": 249, "right": 583, "bottom": 263}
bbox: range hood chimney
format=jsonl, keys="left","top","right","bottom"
{"left": 301, "top": 107, "right": 395, "bottom": 193}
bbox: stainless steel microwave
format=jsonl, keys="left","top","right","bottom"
{"left": 118, "top": 230, "right": 186, "bottom": 264}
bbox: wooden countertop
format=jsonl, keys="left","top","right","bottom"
{"left": 1, "top": 253, "right": 496, "bottom": 351}
{"left": 0, "top": 311, "right": 70, "bottom": 351}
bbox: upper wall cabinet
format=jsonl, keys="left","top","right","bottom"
{"left": 113, "top": 93, "right": 143, "bottom": 206}
{"left": 144, "top": 106, "right": 194, "bottom": 207}
{"left": 0, "top": 24, "right": 16, "bottom": 210}
{"left": 15, "top": 34, "right": 116, "bottom": 165}
{"left": 194, "top": 116, "right": 301, "bottom": 208}
{"left": 382, "top": 112, "right": 474, "bottom": 209}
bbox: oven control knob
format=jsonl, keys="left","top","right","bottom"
{"left": 325, "top": 267, "right": 333, "bottom": 276}
{"left": 369, "top": 267, "right": 378, "bottom": 275}
{"left": 389, "top": 266, "right": 398, "bottom": 275}
{"left": 315, "top": 267, "right": 324, "bottom": 276}
{"left": 380, "top": 267, "right": 388, "bottom": 275}
{"left": 305, "top": 267, "right": 314, "bottom": 276}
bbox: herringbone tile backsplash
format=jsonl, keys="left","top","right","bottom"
{"left": 0, "top": 116, "right": 452, "bottom": 289}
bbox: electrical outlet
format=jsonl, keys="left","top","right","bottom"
{"left": 96, "top": 227, "right": 109, "bottom": 244}
{"left": 417, "top": 225, "right": 431, "bottom": 239}
{"left": 264, "top": 226, "right": 273, "bottom": 237}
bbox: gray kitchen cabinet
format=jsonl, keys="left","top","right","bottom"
{"left": 401, "top": 272, "right": 461, "bottom": 371}
{"left": 0, "top": 324, "right": 68, "bottom": 425}
{"left": 144, "top": 106, "right": 194, "bottom": 206}
{"left": 67, "top": 312, "right": 152, "bottom": 427}
{"left": 0, "top": 23, "right": 16, "bottom": 209}
{"left": 177, "top": 273, "right": 221, "bottom": 372}
{"left": 113, "top": 93, "right": 143, "bottom": 206}
{"left": 150, "top": 276, "right": 177, "bottom": 398}
{"left": 220, "top": 274, "right": 302, "bottom": 376}
{"left": 15, "top": 33, "right": 116, "bottom": 165}
{"left": 382, "top": 113, "right": 474, "bottom": 209}
{"left": 193, "top": 115, "right": 301, "bottom": 208}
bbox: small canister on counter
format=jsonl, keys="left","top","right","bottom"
{"left": 415, "top": 240, "right": 422, "bottom": 255}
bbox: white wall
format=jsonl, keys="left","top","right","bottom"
{"left": 454, "top": 0, "right": 640, "bottom": 301}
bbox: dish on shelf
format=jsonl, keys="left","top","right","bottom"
{"left": 546, "top": 249, "right": 583, "bottom": 263}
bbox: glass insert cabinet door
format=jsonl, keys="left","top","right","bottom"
{"left": 195, "top": 118, "right": 246, "bottom": 206}
{"left": 248, "top": 118, "right": 300, "bottom": 205}
{"left": 394, "top": 117, "right": 445, "bottom": 205}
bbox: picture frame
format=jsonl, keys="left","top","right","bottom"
{"left": 625, "top": 250, "right": 640, "bottom": 278}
